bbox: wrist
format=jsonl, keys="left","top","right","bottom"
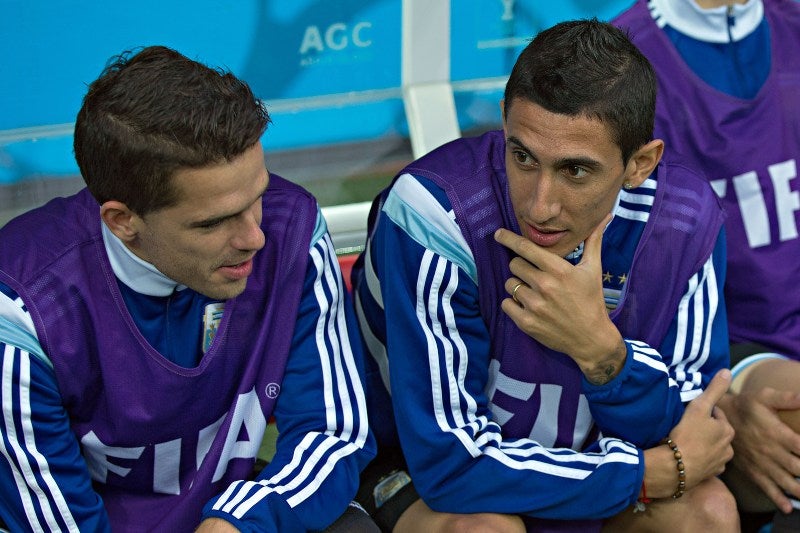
{"left": 642, "top": 445, "right": 674, "bottom": 499}
{"left": 663, "top": 438, "right": 686, "bottom": 499}
{"left": 643, "top": 440, "right": 686, "bottom": 499}
{"left": 579, "top": 336, "right": 627, "bottom": 385}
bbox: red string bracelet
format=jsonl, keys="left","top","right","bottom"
{"left": 634, "top": 480, "right": 652, "bottom": 513}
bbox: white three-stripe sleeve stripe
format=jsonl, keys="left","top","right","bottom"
{"left": 219, "top": 234, "right": 364, "bottom": 515}
{"left": 215, "top": 235, "right": 368, "bottom": 518}
{"left": 1, "top": 344, "right": 78, "bottom": 532}
{"left": 685, "top": 258, "right": 719, "bottom": 392}
{"left": 415, "top": 251, "right": 638, "bottom": 478}
{"left": 688, "top": 258, "right": 718, "bottom": 375}
{"left": 670, "top": 256, "right": 718, "bottom": 395}
{"left": 421, "top": 255, "right": 477, "bottom": 444}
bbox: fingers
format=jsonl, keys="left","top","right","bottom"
{"left": 495, "top": 214, "right": 610, "bottom": 273}
{"left": 737, "top": 442, "right": 800, "bottom": 513}
{"left": 494, "top": 228, "right": 561, "bottom": 272}
{"left": 774, "top": 454, "right": 800, "bottom": 501}
{"left": 751, "top": 470, "right": 794, "bottom": 514}
{"left": 511, "top": 281, "right": 525, "bottom": 305}
{"left": 505, "top": 277, "right": 526, "bottom": 305}
{"left": 499, "top": 295, "right": 533, "bottom": 336}
{"left": 692, "top": 369, "right": 732, "bottom": 413}
{"left": 494, "top": 227, "right": 527, "bottom": 253}
{"left": 579, "top": 213, "right": 612, "bottom": 267}
{"left": 762, "top": 388, "right": 800, "bottom": 412}
{"left": 740, "top": 388, "right": 800, "bottom": 455}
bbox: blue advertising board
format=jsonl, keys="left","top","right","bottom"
{"left": 0, "top": 1, "right": 632, "bottom": 186}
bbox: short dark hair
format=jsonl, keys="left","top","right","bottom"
{"left": 73, "top": 45, "right": 270, "bottom": 215}
{"left": 504, "top": 19, "right": 656, "bottom": 163}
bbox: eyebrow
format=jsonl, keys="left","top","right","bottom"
{"left": 506, "top": 135, "right": 602, "bottom": 172}
{"left": 188, "top": 179, "right": 269, "bottom": 229}
{"left": 507, "top": 135, "right": 536, "bottom": 160}
{"left": 189, "top": 213, "right": 233, "bottom": 229}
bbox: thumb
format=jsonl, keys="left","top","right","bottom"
{"left": 579, "top": 213, "right": 612, "bottom": 267}
{"left": 693, "top": 368, "right": 732, "bottom": 413}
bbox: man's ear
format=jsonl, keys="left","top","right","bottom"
{"left": 100, "top": 201, "right": 140, "bottom": 243}
{"left": 623, "top": 139, "right": 664, "bottom": 189}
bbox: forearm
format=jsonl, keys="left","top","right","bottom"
{"left": 0, "top": 341, "right": 110, "bottom": 532}
{"left": 588, "top": 244, "right": 729, "bottom": 446}
{"left": 585, "top": 341, "right": 683, "bottom": 447}
{"left": 201, "top": 234, "right": 375, "bottom": 530}
{"left": 642, "top": 443, "right": 684, "bottom": 500}
{"left": 386, "top": 261, "right": 642, "bottom": 518}
{"left": 203, "top": 438, "right": 369, "bottom": 532}
{"left": 407, "top": 432, "right": 643, "bottom": 519}
{"left": 393, "top": 328, "right": 644, "bottom": 519}
{"left": 576, "top": 332, "right": 627, "bottom": 385}
{"left": 205, "top": 385, "right": 374, "bottom": 532}
{"left": 202, "top": 434, "right": 372, "bottom": 531}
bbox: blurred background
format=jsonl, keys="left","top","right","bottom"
{"left": 0, "top": 0, "right": 634, "bottom": 253}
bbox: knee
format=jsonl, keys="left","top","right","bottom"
{"left": 692, "top": 478, "right": 740, "bottom": 531}
{"left": 394, "top": 499, "right": 524, "bottom": 533}
{"left": 437, "top": 512, "right": 525, "bottom": 533}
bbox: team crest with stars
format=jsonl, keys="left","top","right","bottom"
{"left": 602, "top": 270, "right": 628, "bottom": 311}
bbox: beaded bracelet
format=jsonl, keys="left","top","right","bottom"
{"left": 664, "top": 438, "right": 686, "bottom": 499}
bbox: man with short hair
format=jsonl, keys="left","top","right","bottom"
{"left": 0, "top": 46, "right": 375, "bottom": 532}
{"left": 352, "top": 19, "right": 737, "bottom": 531}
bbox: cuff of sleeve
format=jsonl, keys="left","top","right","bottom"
{"left": 202, "top": 495, "right": 306, "bottom": 533}
{"left": 629, "top": 448, "right": 647, "bottom": 508}
{"left": 581, "top": 340, "right": 634, "bottom": 398}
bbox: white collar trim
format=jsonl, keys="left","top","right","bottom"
{"left": 648, "top": 0, "right": 763, "bottom": 43}
{"left": 102, "top": 223, "right": 186, "bottom": 296}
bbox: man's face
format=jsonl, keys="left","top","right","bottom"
{"left": 503, "top": 98, "right": 631, "bottom": 258}
{"left": 130, "top": 143, "right": 269, "bottom": 300}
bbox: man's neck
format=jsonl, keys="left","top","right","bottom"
{"left": 101, "top": 222, "right": 184, "bottom": 296}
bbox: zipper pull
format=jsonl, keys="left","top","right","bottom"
{"left": 726, "top": 4, "right": 735, "bottom": 42}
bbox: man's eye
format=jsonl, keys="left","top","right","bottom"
{"left": 198, "top": 219, "right": 224, "bottom": 230}
{"left": 565, "top": 165, "right": 588, "bottom": 179}
{"left": 513, "top": 150, "right": 533, "bottom": 166}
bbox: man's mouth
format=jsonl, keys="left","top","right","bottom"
{"left": 217, "top": 257, "right": 254, "bottom": 280}
{"left": 525, "top": 224, "right": 566, "bottom": 247}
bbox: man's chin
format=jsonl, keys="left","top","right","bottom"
{"left": 198, "top": 278, "right": 249, "bottom": 301}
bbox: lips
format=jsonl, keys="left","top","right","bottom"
{"left": 218, "top": 257, "right": 254, "bottom": 280}
{"left": 524, "top": 224, "right": 566, "bottom": 247}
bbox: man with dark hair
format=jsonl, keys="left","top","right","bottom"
{"left": 0, "top": 46, "right": 376, "bottom": 532}
{"left": 352, "top": 19, "right": 737, "bottom": 531}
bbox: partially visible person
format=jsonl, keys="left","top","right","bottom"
{"left": 613, "top": 0, "right": 800, "bottom": 521}
{"left": 0, "top": 46, "right": 376, "bottom": 532}
{"left": 351, "top": 19, "right": 737, "bottom": 532}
